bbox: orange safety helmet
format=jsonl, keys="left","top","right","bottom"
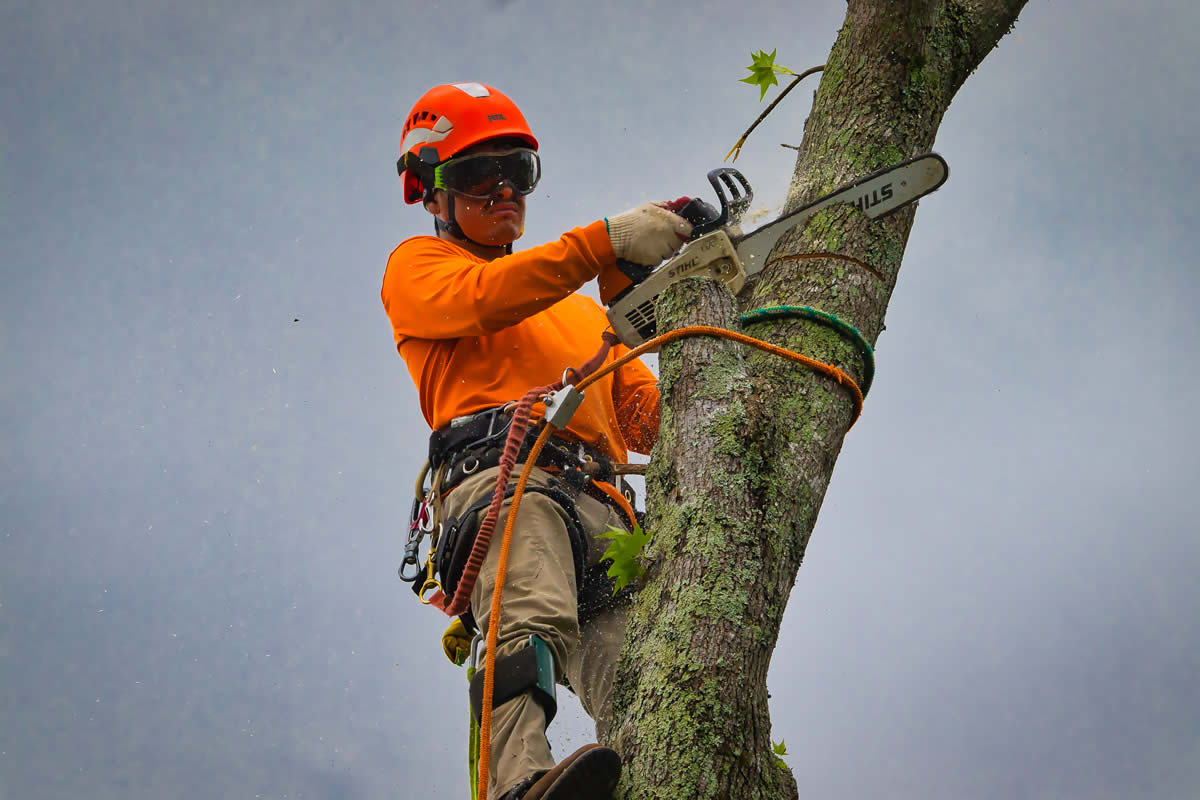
{"left": 397, "top": 83, "right": 539, "bottom": 204}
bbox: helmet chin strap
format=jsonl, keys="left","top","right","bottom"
{"left": 434, "top": 191, "right": 514, "bottom": 254}
{"left": 433, "top": 191, "right": 466, "bottom": 239}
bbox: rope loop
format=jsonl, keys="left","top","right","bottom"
{"left": 740, "top": 306, "right": 875, "bottom": 397}
{"left": 575, "top": 324, "right": 864, "bottom": 425}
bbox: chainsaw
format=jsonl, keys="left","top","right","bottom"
{"left": 606, "top": 153, "right": 949, "bottom": 347}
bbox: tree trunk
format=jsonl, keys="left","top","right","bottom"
{"left": 603, "top": 2, "right": 1028, "bottom": 798}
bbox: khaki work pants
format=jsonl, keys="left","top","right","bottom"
{"left": 442, "top": 464, "right": 630, "bottom": 799}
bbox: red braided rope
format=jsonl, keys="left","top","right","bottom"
{"left": 434, "top": 382, "right": 560, "bottom": 618}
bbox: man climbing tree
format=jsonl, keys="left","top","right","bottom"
{"left": 382, "top": 82, "right": 696, "bottom": 799}
{"left": 601, "top": 2, "right": 1030, "bottom": 799}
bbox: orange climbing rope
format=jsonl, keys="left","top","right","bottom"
{"left": 474, "top": 322, "right": 865, "bottom": 799}
{"left": 577, "top": 324, "right": 864, "bottom": 415}
{"left": 477, "top": 423, "right": 554, "bottom": 800}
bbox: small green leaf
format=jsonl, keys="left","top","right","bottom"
{"left": 739, "top": 48, "right": 800, "bottom": 101}
{"left": 597, "top": 524, "right": 650, "bottom": 594}
{"left": 772, "top": 738, "right": 789, "bottom": 770}
{"left": 739, "top": 48, "right": 781, "bottom": 101}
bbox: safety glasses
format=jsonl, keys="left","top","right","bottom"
{"left": 435, "top": 148, "right": 541, "bottom": 199}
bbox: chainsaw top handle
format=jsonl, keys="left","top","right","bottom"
{"left": 680, "top": 168, "right": 753, "bottom": 239}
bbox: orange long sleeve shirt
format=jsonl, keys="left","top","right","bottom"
{"left": 381, "top": 220, "right": 659, "bottom": 462}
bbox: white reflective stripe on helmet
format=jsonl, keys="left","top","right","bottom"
{"left": 400, "top": 116, "right": 454, "bottom": 156}
{"left": 451, "top": 82, "right": 489, "bottom": 98}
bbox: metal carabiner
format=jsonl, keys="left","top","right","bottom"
{"left": 417, "top": 549, "right": 444, "bottom": 604}
{"left": 467, "top": 633, "right": 484, "bottom": 673}
{"left": 418, "top": 579, "right": 444, "bottom": 604}
{"left": 398, "top": 553, "right": 424, "bottom": 583}
{"left": 418, "top": 578, "right": 444, "bottom": 604}
{"left": 399, "top": 516, "right": 429, "bottom": 583}
{"left": 417, "top": 499, "right": 435, "bottom": 533}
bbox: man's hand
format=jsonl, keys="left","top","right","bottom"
{"left": 606, "top": 200, "right": 693, "bottom": 266}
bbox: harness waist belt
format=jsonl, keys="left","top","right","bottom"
{"left": 429, "top": 406, "right": 635, "bottom": 506}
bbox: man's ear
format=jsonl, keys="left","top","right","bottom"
{"left": 424, "top": 189, "right": 446, "bottom": 219}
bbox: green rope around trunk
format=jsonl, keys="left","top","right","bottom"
{"left": 739, "top": 305, "right": 875, "bottom": 397}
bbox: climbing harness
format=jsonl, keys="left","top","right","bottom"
{"left": 399, "top": 408, "right": 638, "bottom": 626}
{"left": 428, "top": 404, "right": 637, "bottom": 514}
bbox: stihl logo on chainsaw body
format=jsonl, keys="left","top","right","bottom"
{"left": 853, "top": 183, "right": 894, "bottom": 212}
{"left": 664, "top": 236, "right": 721, "bottom": 279}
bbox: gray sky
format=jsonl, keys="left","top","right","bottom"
{"left": 3, "top": 1, "right": 1198, "bottom": 798}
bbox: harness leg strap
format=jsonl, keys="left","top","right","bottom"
{"left": 469, "top": 634, "right": 558, "bottom": 726}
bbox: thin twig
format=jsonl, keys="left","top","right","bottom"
{"left": 725, "top": 64, "right": 825, "bottom": 162}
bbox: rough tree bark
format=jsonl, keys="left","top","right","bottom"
{"left": 601, "top": 2, "right": 1029, "bottom": 798}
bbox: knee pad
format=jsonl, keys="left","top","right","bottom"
{"left": 469, "top": 633, "right": 558, "bottom": 726}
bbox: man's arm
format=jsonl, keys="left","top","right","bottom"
{"left": 382, "top": 222, "right": 614, "bottom": 340}
{"left": 382, "top": 203, "right": 691, "bottom": 343}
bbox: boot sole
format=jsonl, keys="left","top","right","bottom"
{"left": 537, "top": 746, "right": 621, "bottom": 800}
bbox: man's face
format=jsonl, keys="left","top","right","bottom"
{"left": 430, "top": 140, "right": 530, "bottom": 247}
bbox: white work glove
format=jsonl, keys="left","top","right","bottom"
{"left": 606, "top": 202, "right": 694, "bottom": 267}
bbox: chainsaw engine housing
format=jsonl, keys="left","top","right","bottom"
{"left": 605, "top": 230, "right": 744, "bottom": 348}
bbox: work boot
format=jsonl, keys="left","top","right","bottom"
{"left": 500, "top": 743, "right": 621, "bottom": 800}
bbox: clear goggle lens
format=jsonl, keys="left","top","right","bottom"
{"left": 436, "top": 149, "right": 541, "bottom": 198}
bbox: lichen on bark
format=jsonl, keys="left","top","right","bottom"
{"left": 603, "top": 3, "right": 1029, "bottom": 798}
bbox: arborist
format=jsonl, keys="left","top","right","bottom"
{"left": 381, "top": 82, "right": 693, "bottom": 800}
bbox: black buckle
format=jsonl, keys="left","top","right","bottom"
{"left": 432, "top": 405, "right": 517, "bottom": 470}
{"left": 454, "top": 405, "right": 514, "bottom": 451}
